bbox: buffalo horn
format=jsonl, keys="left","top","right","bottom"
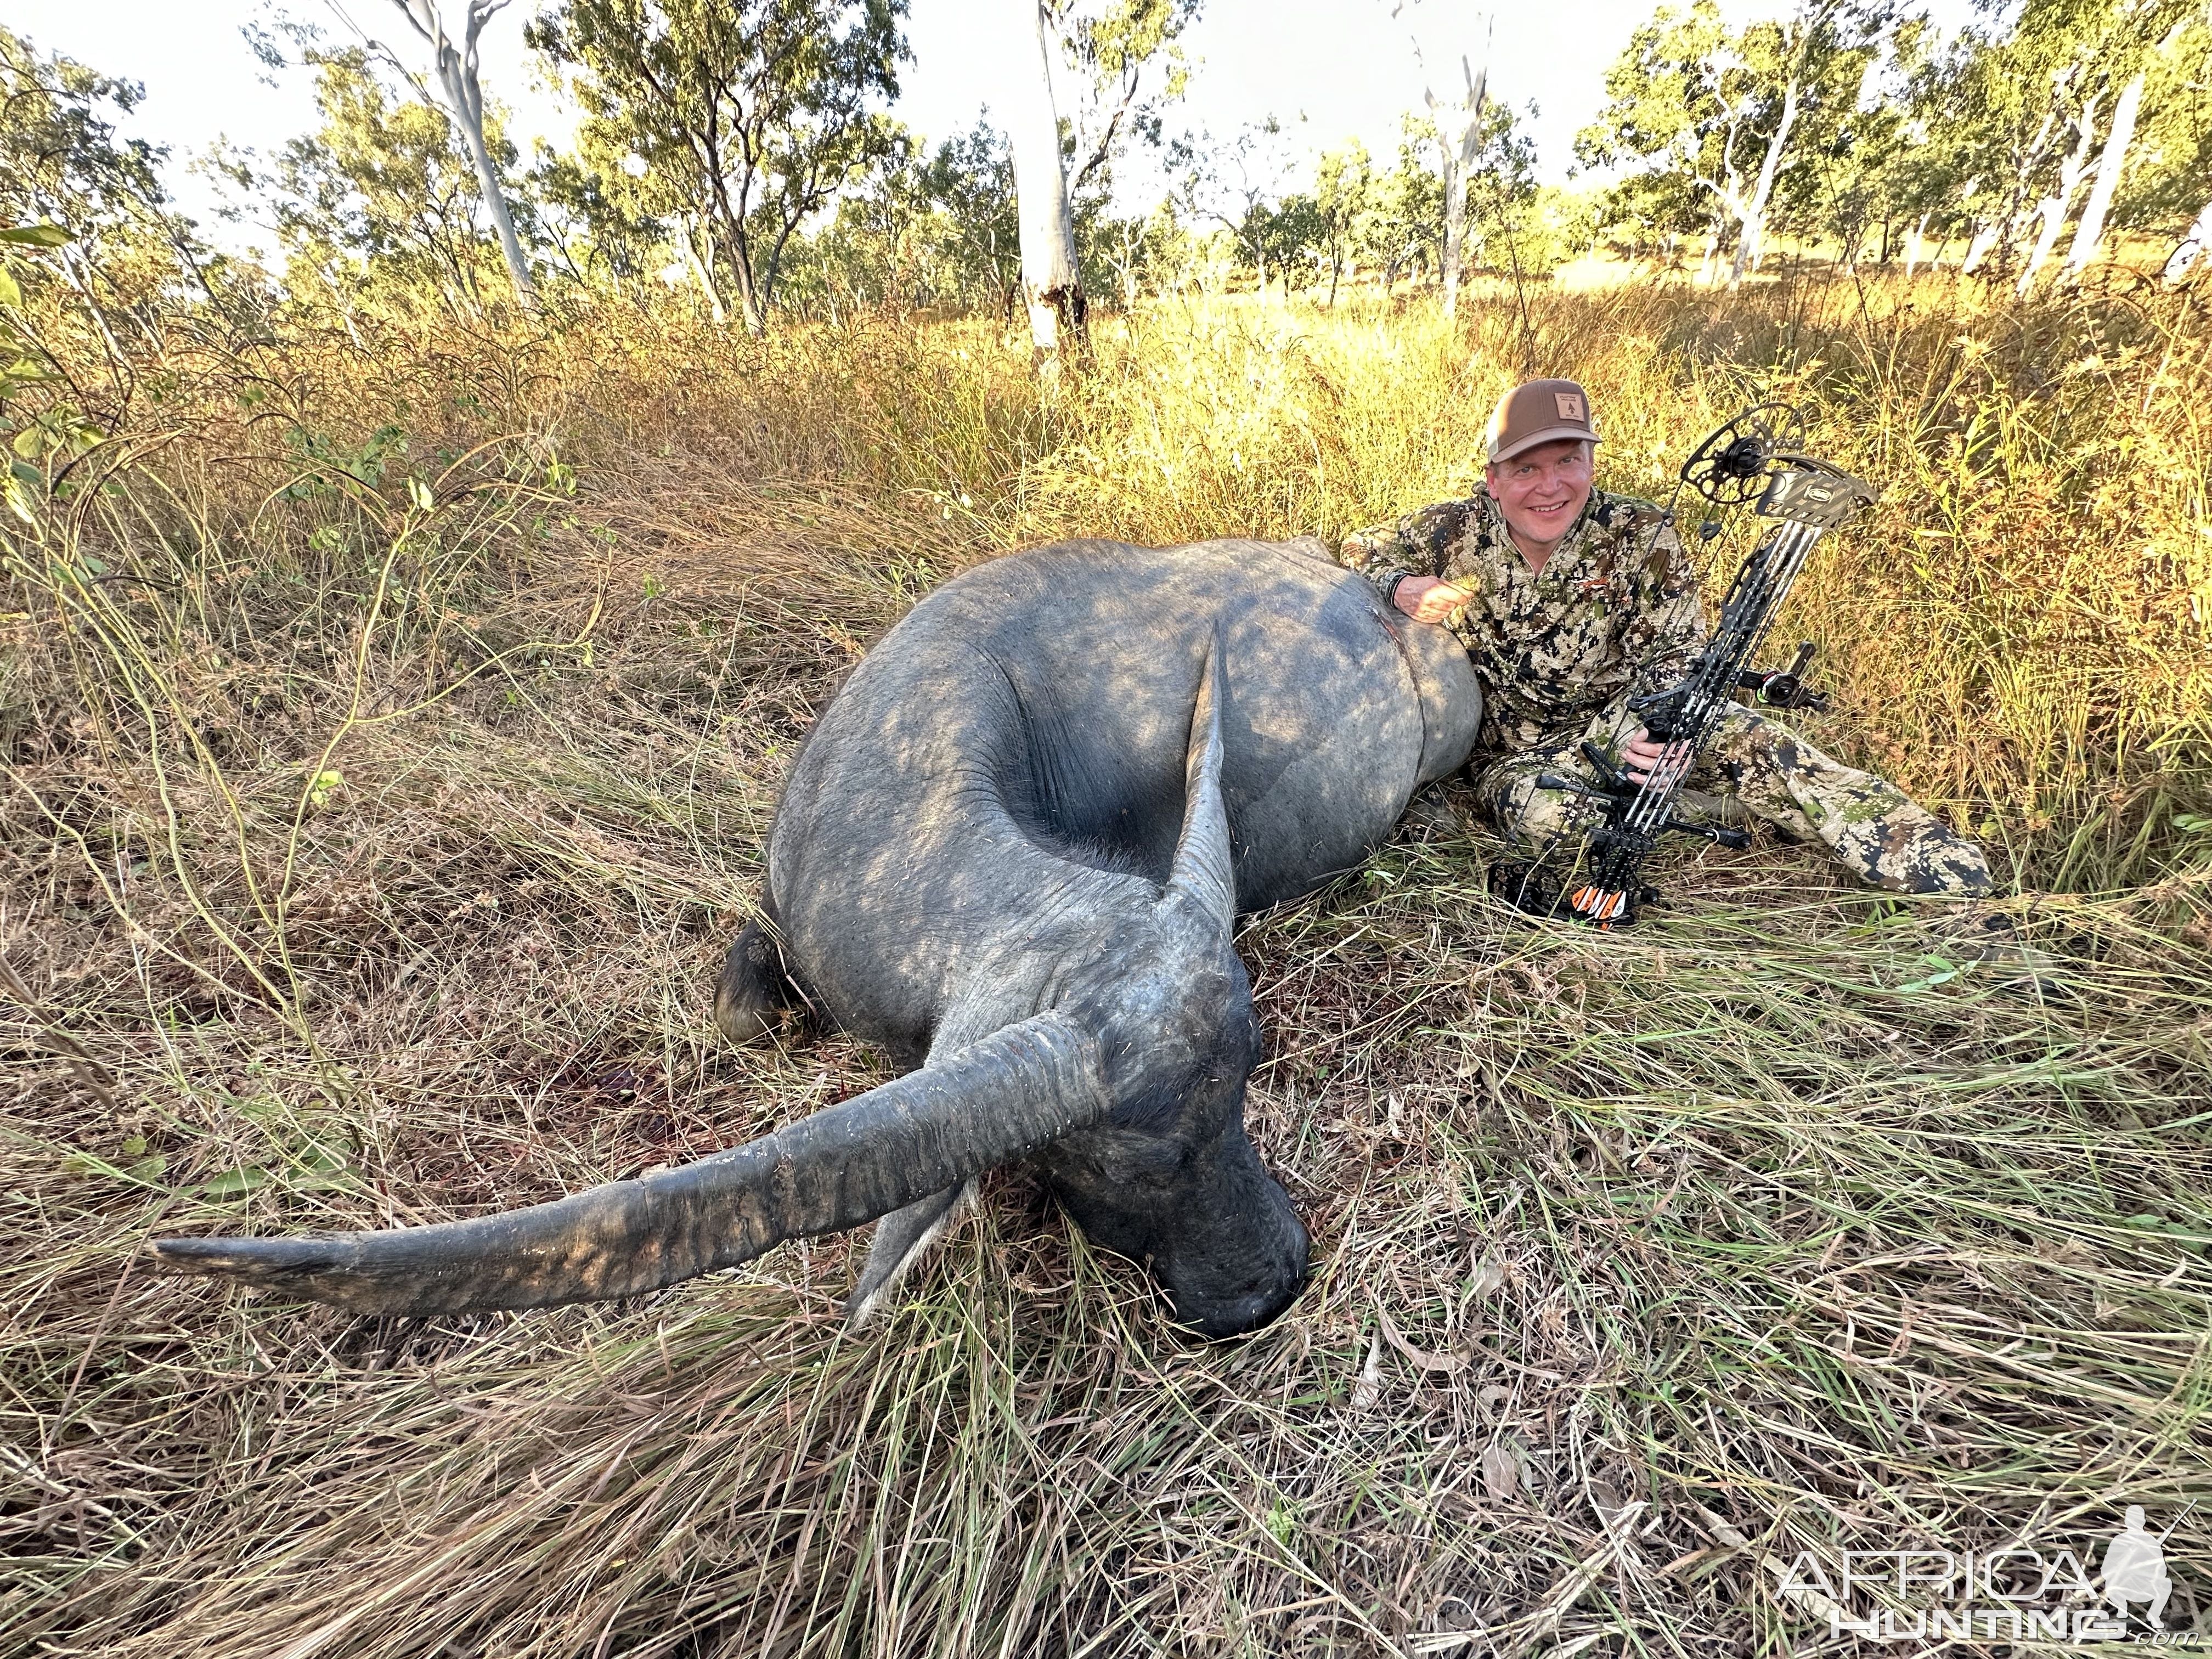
{"left": 149, "top": 1012, "right": 1105, "bottom": 1316}
{"left": 1161, "top": 634, "right": 1235, "bottom": 930}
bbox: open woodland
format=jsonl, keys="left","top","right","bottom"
{"left": 3, "top": 2, "right": 2212, "bottom": 1655}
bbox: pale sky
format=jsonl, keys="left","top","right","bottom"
{"left": 7, "top": 0, "right": 1976, "bottom": 255}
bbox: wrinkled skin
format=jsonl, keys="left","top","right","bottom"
{"left": 718, "top": 536, "right": 1482, "bottom": 1335}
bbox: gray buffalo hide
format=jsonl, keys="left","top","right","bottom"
{"left": 153, "top": 535, "right": 1483, "bottom": 1340}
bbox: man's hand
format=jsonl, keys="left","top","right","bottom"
{"left": 1622, "top": 727, "right": 1690, "bottom": 789}
{"left": 1394, "top": 575, "right": 1470, "bottom": 624}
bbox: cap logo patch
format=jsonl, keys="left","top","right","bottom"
{"left": 1555, "top": 392, "right": 1586, "bottom": 422}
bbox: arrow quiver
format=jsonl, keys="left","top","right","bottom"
{"left": 1493, "top": 403, "right": 1876, "bottom": 927}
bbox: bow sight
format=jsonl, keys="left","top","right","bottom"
{"left": 1493, "top": 401, "right": 1875, "bottom": 927}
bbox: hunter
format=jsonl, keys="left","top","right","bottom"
{"left": 1340, "top": 377, "right": 1993, "bottom": 898}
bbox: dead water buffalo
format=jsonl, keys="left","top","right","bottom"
{"left": 155, "top": 537, "right": 1483, "bottom": 1337}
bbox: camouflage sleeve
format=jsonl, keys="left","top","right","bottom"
{"left": 1619, "top": 516, "right": 1707, "bottom": 690}
{"left": 1338, "top": 520, "right": 1422, "bottom": 596}
{"left": 1338, "top": 498, "right": 1481, "bottom": 601}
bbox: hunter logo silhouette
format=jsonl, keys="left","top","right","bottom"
{"left": 1554, "top": 391, "right": 1585, "bottom": 421}
{"left": 2103, "top": 1507, "right": 2175, "bottom": 1629}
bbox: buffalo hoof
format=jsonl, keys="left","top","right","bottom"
{"left": 713, "top": 922, "right": 786, "bottom": 1045}
{"left": 714, "top": 992, "right": 775, "bottom": 1046}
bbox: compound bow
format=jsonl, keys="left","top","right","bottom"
{"left": 1493, "top": 402, "right": 1876, "bottom": 927}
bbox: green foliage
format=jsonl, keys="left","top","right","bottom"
{"left": 1052, "top": 0, "right": 1202, "bottom": 190}
{"left": 1364, "top": 130, "right": 1448, "bottom": 287}
{"left": 1892, "top": 1, "right": 2141, "bottom": 275}
{"left": 528, "top": 0, "right": 907, "bottom": 330}
{"left": 1578, "top": 0, "right": 1877, "bottom": 270}
{"left": 0, "top": 26, "right": 166, "bottom": 239}
{"left": 232, "top": 45, "right": 532, "bottom": 317}
{"left": 0, "top": 23, "right": 235, "bottom": 401}
{"left": 924, "top": 122, "right": 1020, "bottom": 315}
{"left": 765, "top": 119, "right": 1066, "bottom": 321}
{"left": 1159, "top": 110, "right": 1553, "bottom": 298}
{"left": 1288, "top": 106, "right": 1547, "bottom": 302}
{"left": 1579, "top": 0, "right": 2212, "bottom": 279}
{"left": 0, "top": 34, "right": 197, "bottom": 526}
{"left": 2119, "top": 10, "right": 2212, "bottom": 238}
{"left": 528, "top": 142, "right": 665, "bottom": 286}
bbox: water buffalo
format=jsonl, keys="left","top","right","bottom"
{"left": 154, "top": 537, "right": 1483, "bottom": 1337}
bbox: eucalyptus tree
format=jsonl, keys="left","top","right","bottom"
{"left": 1055, "top": 0, "right": 1201, "bottom": 193}
{"left": 0, "top": 29, "right": 163, "bottom": 235}
{"left": 1579, "top": 0, "right": 1874, "bottom": 286}
{"left": 1577, "top": 0, "right": 2208, "bottom": 281}
{"left": 265, "top": 48, "right": 524, "bottom": 318}
{"left": 2061, "top": 66, "right": 2141, "bottom": 276}
{"left": 1579, "top": 1, "right": 1753, "bottom": 280}
{"left": 2126, "top": 8, "right": 2212, "bottom": 279}
{"left": 529, "top": 0, "right": 907, "bottom": 332}
{"left": 1005, "top": 0, "right": 1084, "bottom": 353}
{"left": 2013, "top": 71, "right": 2104, "bottom": 291}
{"left": 1312, "top": 141, "right": 1374, "bottom": 304}
{"left": 1165, "top": 117, "right": 1299, "bottom": 299}
{"left": 1863, "top": 15, "right": 1984, "bottom": 270}
{"left": 1911, "top": 0, "right": 2175, "bottom": 288}
{"left": 387, "top": 0, "right": 536, "bottom": 305}
{"left": 1424, "top": 47, "right": 1489, "bottom": 317}
{"left": 0, "top": 25, "right": 230, "bottom": 331}
{"left": 1365, "top": 128, "right": 1446, "bottom": 290}
{"left": 1002, "top": 0, "right": 1200, "bottom": 357}
{"left": 0, "top": 24, "right": 229, "bottom": 441}
{"left": 2062, "top": 0, "right": 2211, "bottom": 277}
{"left": 1392, "top": 2, "right": 1490, "bottom": 317}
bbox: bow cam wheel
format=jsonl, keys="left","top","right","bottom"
{"left": 1680, "top": 401, "right": 1805, "bottom": 506}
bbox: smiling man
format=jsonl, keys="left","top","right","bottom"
{"left": 1341, "top": 377, "right": 1993, "bottom": 899}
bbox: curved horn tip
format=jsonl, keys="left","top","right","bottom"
{"left": 1164, "top": 634, "right": 1235, "bottom": 927}
{"left": 148, "top": 1234, "right": 445, "bottom": 1317}
{"left": 147, "top": 1234, "right": 345, "bottom": 1287}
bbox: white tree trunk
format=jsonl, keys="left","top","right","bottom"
{"left": 1436, "top": 138, "right": 1465, "bottom": 314}
{"left": 395, "top": 0, "right": 536, "bottom": 307}
{"left": 1426, "top": 41, "right": 1489, "bottom": 321}
{"left": 1007, "top": 0, "right": 1084, "bottom": 357}
{"left": 1904, "top": 212, "right": 1929, "bottom": 276}
{"left": 1961, "top": 219, "right": 1999, "bottom": 273}
{"left": 2018, "top": 94, "right": 2099, "bottom": 295}
{"left": 679, "top": 217, "right": 727, "bottom": 326}
{"left": 2066, "top": 71, "right": 2144, "bottom": 275}
{"left": 1730, "top": 66, "right": 1801, "bottom": 287}
{"left": 2165, "top": 196, "right": 2212, "bottom": 283}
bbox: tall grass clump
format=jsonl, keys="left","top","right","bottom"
{"left": 3, "top": 268, "right": 2208, "bottom": 1658}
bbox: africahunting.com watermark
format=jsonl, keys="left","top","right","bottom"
{"left": 1778, "top": 1506, "right": 2199, "bottom": 1644}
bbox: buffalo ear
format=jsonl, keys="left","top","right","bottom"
{"left": 1163, "top": 632, "right": 1235, "bottom": 932}
{"left": 843, "top": 1178, "right": 977, "bottom": 1329}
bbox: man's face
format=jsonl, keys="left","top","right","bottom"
{"left": 1485, "top": 438, "right": 1595, "bottom": 551}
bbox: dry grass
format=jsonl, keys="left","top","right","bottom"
{"left": 2, "top": 272, "right": 2209, "bottom": 1657}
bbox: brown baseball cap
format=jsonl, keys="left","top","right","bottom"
{"left": 1483, "top": 378, "right": 1601, "bottom": 464}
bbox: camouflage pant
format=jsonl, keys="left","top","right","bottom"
{"left": 1472, "top": 702, "right": 1993, "bottom": 898}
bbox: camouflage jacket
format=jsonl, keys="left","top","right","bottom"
{"left": 1340, "top": 488, "right": 1706, "bottom": 753}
